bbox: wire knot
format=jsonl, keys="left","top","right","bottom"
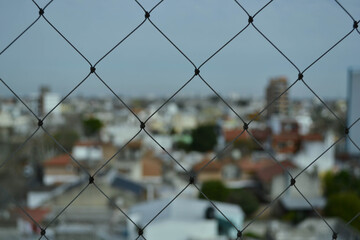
{"left": 298, "top": 73, "right": 303, "bottom": 80}
{"left": 138, "top": 228, "right": 144, "bottom": 236}
{"left": 40, "top": 229, "right": 46, "bottom": 236}
{"left": 243, "top": 122, "right": 249, "bottom": 130}
{"left": 145, "top": 11, "right": 150, "bottom": 19}
{"left": 189, "top": 175, "right": 196, "bottom": 184}
{"left": 194, "top": 68, "right": 200, "bottom": 75}
{"left": 353, "top": 21, "right": 358, "bottom": 29}
{"left": 39, "top": 8, "right": 44, "bottom": 16}
{"left": 290, "top": 178, "right": 296, "bottom": 186}
{"left": 248, "top": 16, "right": 254, "bottom": 23}
{"left": 345, "top": 127, "right": 349, "bottom": 135}
{"left": 38, "top": 119, "right": 43, "bottom": 127}
{"left": 237, "top": 230, "right": 242, "bottom": 238}
{"left": 89, "top": 176, "right": 94, "bottom": 184}
{"left": 332, "top": 232, "right": 338, "bottom": 239}
{"left": 140, "top": 121, "right": 146, "bottom": 129}
{"left": 90, "top": 66, "right": 96, "bottom": 73}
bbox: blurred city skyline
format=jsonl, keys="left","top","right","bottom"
{"left": 0, "top": 0, "right": 359, "bottom": 99}
{"left": 1, "top": 1, "right": 360, "bottom": 237}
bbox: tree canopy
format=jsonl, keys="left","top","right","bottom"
{"left": 175, "top": 124, "right": 218, "bottom": 152}
{"left": 83, "top": 117, "right": 103, "bottom": 137}
{"left": 323, "top": 170, "right": 360, "bottom": 231}
{"left": 199, "top": 180, "right": 259, "bottom": 217}
{"left": 53, "top": 129, "right": 79, "bottom": 152}
{"left": 325, "top": 192, "right": 360, "bottom": 231}
{"left": 199, "top": 180, "right": 229, "bottom": 202}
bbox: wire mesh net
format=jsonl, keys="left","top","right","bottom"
{"left": 0, "top": 0, "right": 359, "bottom": 240}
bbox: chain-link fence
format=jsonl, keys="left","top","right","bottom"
{"left": 0, "top": 0, "right": 359, "bottom": 239}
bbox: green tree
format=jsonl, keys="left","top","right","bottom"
{"left": 323, "top": 171, "right": 360, "bottom": 197}
{"left": 53, "top": 129, "right": 79, "bottom": 152}
{"left": 199, "top": 180, "right": 229, "bottom": 202}
{"left": 198, "top": 181, "right": 260, "bottom": 217}
{"left": 174, "top": 140, "right": 191, "bottom": 152}
{"left": 325, "top": 192, "right": 360, "bottom": 231}
{"left": 83, "top": 117, "right": 103, "bottom": 137}
{"left": 282, "top": 211, "right": 306, "bottom": 224}
{"left": 227, "top": 189, "right": 259, "bottom": 217}
{"left": 190, "top": 124, "right": 217, "bottom": 152}
{"left": 323, "top": 171, "right": 360, "bottom": 231}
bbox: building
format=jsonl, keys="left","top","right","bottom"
{"left": 38, "top": 86, "right": 61, "bottom": 117}
{"left": 141, "top": 151, "right": 163, "bottom": 184}
{"left": 192, "top": 158, "right": 223, "bottom": 182}
{"left": 266, "top": 218, "right": 360, "bottom": 240}
{"left": 72, "top": 141, "right": 103, "bottom": 168}
{"left": 266, "top": 77, "right": 289, "bottom": 118}
{"left": 256, "top": 161, "right": 325, "bottom": 212}
{"left": 128, "top": 198, "right": 244, "bottom": 240}
{"left": 293, "top": 132, "right": 335, "bottom": 174}
{"left": 43, "top": 154, "right": 80, "bottom": 186}
{"left": 346, "top": 68, "right": 360, "bottom": 157}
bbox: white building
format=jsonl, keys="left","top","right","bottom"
{"left": 293, "top": 132, "right": 335, "bottom": 174}
{"left": 102, "top": 123, "right": 140, "bottom": 146}
{"left": 128, "top": 198, "right": 244, "bottom": 240}
{"left": 0, "top": 104, "right": 33, "bottom": 135}
{"left": 43, "top": 154, "right": 80, "bottom": 186}
{"left": 72, "top": 141, "right": 103, "bottom": 166}
{"left": 42, "top": 92, "right": 61, "bottom": 116}
{"left": 36, "top": 87, "right": 61, "bottom": 117}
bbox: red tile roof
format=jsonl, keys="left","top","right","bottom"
{"left": 238, "top": 157, "right": 274, "bottom": 173}
{"left": 16, "top": 207, "right": 50, "bottom": 223}
{"left": 43, "top": 154, "right": 72, "bottom": 167}
{"left": 251, "top": 128, "right": 271, "bottom": 142}
{"left": 272, "top": 133, "right": 300, "bottom": 141}
{"left": 223, "top": 129, "right": 249, "bottom": 142}
{"left": 301, "top": 133, "right": 324, "bottom": 141}
{"left": 192, "top": 158, "right": 222, "bottom": 172}
{"left": 256, "top": 160, "right": 297, "bottom": 183}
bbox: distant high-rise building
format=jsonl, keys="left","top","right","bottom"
{"left": 38, "top": 86, "right": 60, "bottom": 117}
{"left": 346, "top": 68, "right": 360, "bottom": 157}
{"left": 266, "top": 77, "right": 289, "bottom": 118}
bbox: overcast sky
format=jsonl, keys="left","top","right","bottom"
{"left": 0, "top": 0, "right": 359, "bottom": 99}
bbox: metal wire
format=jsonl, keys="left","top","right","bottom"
{"left": 0, "top": 0, "right": 359, "bottom": 239}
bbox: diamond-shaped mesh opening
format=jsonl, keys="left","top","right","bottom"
{"left": 36, "top": 180, "right": 89, "bottom": 239}
{"left": 199, "top": 27, "right": 299, "bottom": 101}
{"left": 127, "top": 185, "right": 244, "bottom": 240}
{"left": 147, "top": 0, "right": 248, "bottom": 64}
{"left": 41, "top": 0, "right": 142, "bottom": 62}
{"left": 42, "top": 180, "right": 136, "bottom": 240}
{"left": 143, "top": 78, "right": 251, "bottom": 179}
{"left": 0, "top": 128, "right": 88, "bottom": 193}
{"left": 299, "top": 79, "right": 346, "bottom": 131}
{"left": 91, "top": 130, "right": 143, "bottom": 177}
{"left": 144, "top": 77, "right": 244, "bottom": 133}
{"left": 0, "top": 5, "right": 38, "bottom": 54}
{"left": 0, "top": 21, "right": 89, "bottom": 107}
{"left": 96, "top": 22, "right": 193, "bottom": 98}
{"left": 253, "top": 0, "right": 353, "bottom": 68}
